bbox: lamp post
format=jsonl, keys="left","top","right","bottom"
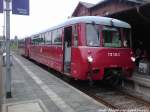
{"left": 4, "top": 0, "right": 11, "bottom": 98}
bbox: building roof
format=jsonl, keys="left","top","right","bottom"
{"left": 72, "top": 0, "right": 148, "bottom": 16}
{"left": 108, "top": 2, "right": 150, "bottom": 25}
{"left": 80, "top": 1, "right": 94, "bottom": 8}
{"left": 127, "top": 0, "right": 149, "bottom": 4}
{"left": 92, "top": 0, "right": 148, "bottom": 8}
{"left": 72, "top": 2, "right": 95, "bottom": 17}
{"left": 144, "top": 0, "right": 150, "bottom": 2}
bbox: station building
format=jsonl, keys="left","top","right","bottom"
{"left": 72, "top": 0, "right": 150, "bottom": 99}
{"left": 72, "top": 0, "right": 146, "bottom": 17}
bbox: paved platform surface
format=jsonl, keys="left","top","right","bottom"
{"left": 2, "top": 54, "right": 107, "bottom": 112}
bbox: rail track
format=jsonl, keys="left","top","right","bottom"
{"left": 24, "top": 56, "right": 150, "bottom": 111}
{"left": 70, "top": 81, "right": 150, "bottom": 111}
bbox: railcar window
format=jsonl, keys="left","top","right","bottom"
{"left": 45, "top": 31, "right": 52, "bottom": 44}
{"left": 123, "top": 28, "right": 131, "bottom": 48}
{"left": 52, "top": 29, "right": 62, "bottom": 45}
{"left": 73, "top": 25, "right": 78, "bottom": 47}
{"left": 32, "top": 34, "right": 45, "bottom": 45}
{"left": 40, "top": 33, "right": 45, "bottom": 44}
{"left": 86, "top": 24, "right": 100, "bottom": 47}
{"left": 32, "top": 35, "right": 40, "bottom": 45}
{"left": 102, "top": 27, "right": 121, "bottom": 48}
{"left": 32, "top": 38, "right": 38, "bottom": 45}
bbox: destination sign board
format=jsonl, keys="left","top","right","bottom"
{"left": 0, "top": 0, "right": 3, "bottom": 13}
{"left": 12, "top": 0, "right": 29, "bottom": 15}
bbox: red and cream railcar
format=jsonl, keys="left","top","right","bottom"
{"left": 24, "top": 16, "right": 135, "bottom": 81}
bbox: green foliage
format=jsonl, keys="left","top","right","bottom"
{"left": 10, "top": 42, "right": 18, "bottom": 50}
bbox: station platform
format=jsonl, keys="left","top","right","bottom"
{"left": 1, "top": 53, "right": 106, "bottom": 112}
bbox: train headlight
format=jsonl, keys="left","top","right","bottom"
{"left": 87, "top": 56, "right": 93, "bottom": 63}
{"left": 131, "top": 57, "right": 135, "bottom": 62}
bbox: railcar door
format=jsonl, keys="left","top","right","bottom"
{"left": 25, "top": 38, "right": 31, "bottom": 57}
{"left": 63, "top": 26, "right": 72, "bottom": 73}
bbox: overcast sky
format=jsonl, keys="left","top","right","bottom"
{"left": 0, "top": 0, "right": 102, "bottom": 39}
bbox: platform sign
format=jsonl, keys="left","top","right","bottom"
{"left": 12, "top": 0, "right": 29, "bottom": 15}
{"left": 0, "top": 0, "right": 3, "bottom": 13}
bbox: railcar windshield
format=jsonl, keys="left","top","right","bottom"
{"left": 102, "top": 26, "right": 131, "bottom": 48}
{"left": 86, "top": 24, "right": 100, "bottom": 47}
{"left": 122, "top": 28, "right": 131, "bottom": 48}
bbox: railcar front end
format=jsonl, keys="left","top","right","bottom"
{"left": 71, "top": 23, "right": 135, "bottom": 81}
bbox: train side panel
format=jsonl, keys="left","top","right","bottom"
{"left": 28, "top": 44, "right": 63, "bottom": 72}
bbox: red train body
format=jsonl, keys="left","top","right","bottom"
{"left": 24, "top": 16, "right": 135, "bottom": 81}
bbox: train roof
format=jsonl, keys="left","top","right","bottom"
{"left": 31, "top": 16, "right": 131, "bottom": 37}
